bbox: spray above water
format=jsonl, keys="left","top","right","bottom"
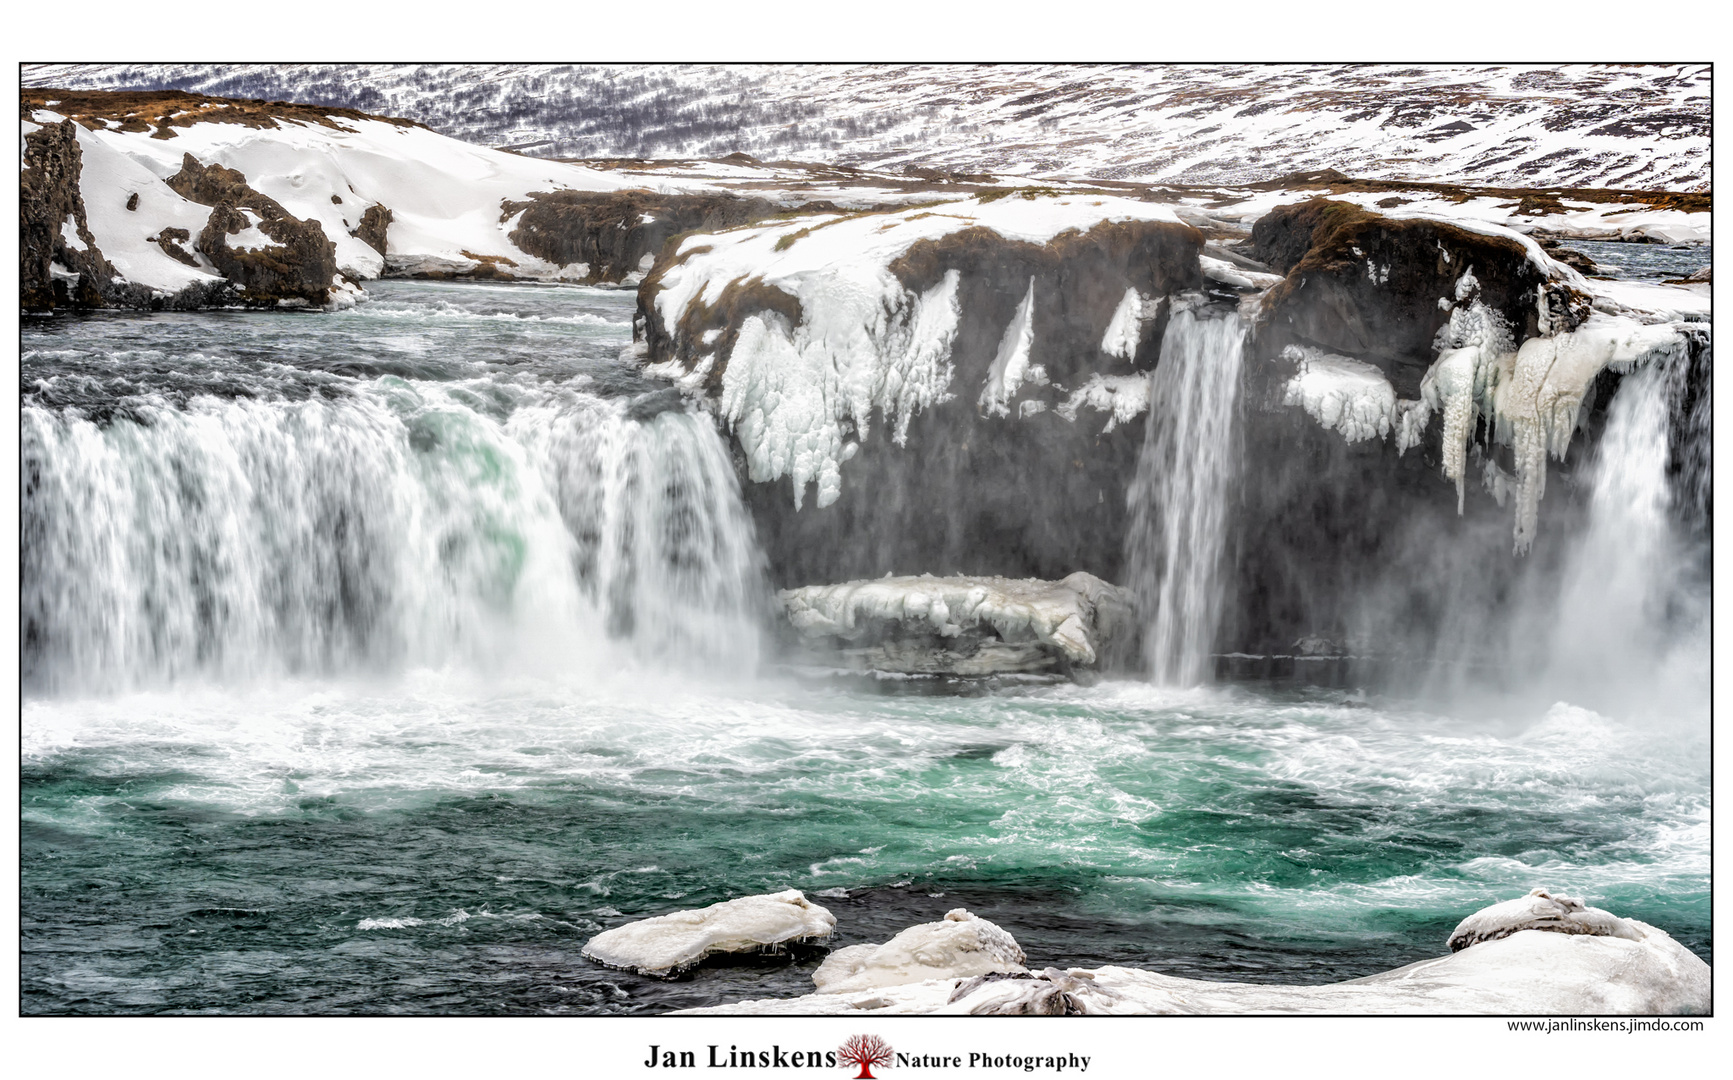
{"left": 1127, "top": 304, "right": 1246, "bottom": 686}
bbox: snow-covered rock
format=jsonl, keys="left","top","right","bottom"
{"left": 811, "top": 908, "right": 1027, "bottom": 994}
{"left": 581, "top": 889, "right": 835, "bottom": 978}
{"left": 677, "top": 891, "right": 1709, "bottom": 1015}
{"left": 781, "top": 571, "right": 1135, "bottom": 675}
{"left": 1446, "top": 888, "right": 1644, "bottom": 951}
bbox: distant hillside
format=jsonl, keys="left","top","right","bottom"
{"left": 22, "top": 63, "right": 1711, "bottom": 192}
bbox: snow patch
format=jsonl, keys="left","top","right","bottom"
{"left": 59, "top": 215, "right": 86, "bottom": 251}
{"left": 1201, "top": 254, "right": 1283, "bottom": 291}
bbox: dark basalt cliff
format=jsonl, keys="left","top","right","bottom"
{"left": 1218, "top": 199, "right": 1703, "bottom": 664}
{"left": 640, "top": 218, "right": 1204, "bottom": 589}
{"left": 167, "top": 154, "right": 338, "bottom": 306}
{"left": 501, "top": 190, "right": 782, "bottom": 284}
{"left": 1244, "top": 198, "right": 1590, "bottom": 394}
{"left": 21, "top": 120, "right": 114, "bottom": 310}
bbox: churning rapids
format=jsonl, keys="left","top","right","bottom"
{"left": 21, "top": 280, "right": 1708, "bottom": 1014}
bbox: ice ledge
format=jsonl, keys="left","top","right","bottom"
{"left": 779, "top": 571, "right": 1135, "bottom": 675}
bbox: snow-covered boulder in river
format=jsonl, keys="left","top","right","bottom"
{"left": 678, "top": 890, "right": 1710, "bottom": 1015}
{"left": 582, "top": 889, "right": 836, "bottom": 978}
{"left": 811, "top": 908, "right": 1027, "bottom": 994}
{"left": 1445, "top": 888, "right": 1644, "bottom": 950}
{"left": 781, "top": 571, "right": 1135, "bottom": 676}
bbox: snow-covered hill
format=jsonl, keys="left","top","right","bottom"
{"left": 21, "top": 90, "right": 665, "bottom": 307}
{"left": 22, "top": 63, "right": 1711, "bottom": 192}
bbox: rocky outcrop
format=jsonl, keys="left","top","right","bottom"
{"left": 23, "top": 87, "right": 424, "bottom": 140}
{"left": 780, "top": 572, "right": 1135, "bottom": 676}
{"left": 638, "top": 196, "right": 1203, "bottom": 589}
{"left": 1245, "top": 198, "right": 1590, "bottom": 396}
{"left": 353, "top": 204, "right": 392, "bottom": 256}
{"left": 502, "top": 189, "right": 781, "bottom": 284}
{"left": 166, "top": 153, "right": 338, "bottom": 306}
{"left": 21, "top": 119, "right": 113, "bottom": 310}
{"left": 1536, "top": 237, "right": 1600, "bottom": 276}
{"left": 1212, "top": 200, "right": 1700, "bottom": 660}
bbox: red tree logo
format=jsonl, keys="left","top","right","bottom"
{"left": 837, "top": 1034, "right": 893, "bottom": 1079}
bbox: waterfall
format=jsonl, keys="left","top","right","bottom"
{"left": 20, "top": 382, "right": 766, "bottom": 693}
{"left": 1541, "top": 355, "right": 1708, "bottom": 708}
{"left": 1126, "top": 305, "right": 1246, "bottom": 685}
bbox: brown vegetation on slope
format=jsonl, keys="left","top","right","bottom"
{"left": 22, "top": 88, "right": 423, "bottom": 141}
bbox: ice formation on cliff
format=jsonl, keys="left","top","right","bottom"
{"left": 1056, "top": 374, "right": 1153, "bottom": 433}
{"left": 715, "top": 269, "right": 964, "bottom": 509}
{"left": 1100, "top": 286, "right": 1150, "bottom": 360}
{"left": 1277, "top": 243, "right": 1698, "bottom": 553}
{"left": 1492, "top": 315, "right": 1688, "bottom": 553}
{"left": 979, "top": 278, "right": 1042, "bottom": 417}
{"left": 1282, "top": 346, "right": 1401, "bottom": 444}
{"left": 648, "top": 194, "right": 1186, "bottom": 508}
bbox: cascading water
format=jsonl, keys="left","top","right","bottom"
{"left": 1541, "top": 352, "right": 1709, "bottom": 709}
{"left": 1126, "top": 304, "right": 1246, "bottom": 685}
{"left": 20, "top": 297, "right": 764, "bottom": 694}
